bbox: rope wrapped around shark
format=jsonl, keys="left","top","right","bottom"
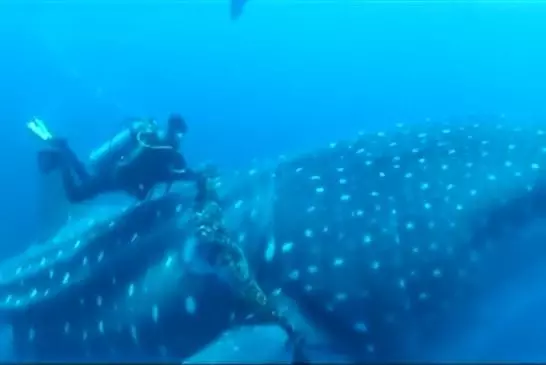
{"left": 191, "top": 197, "right": 308, "bottom": 363}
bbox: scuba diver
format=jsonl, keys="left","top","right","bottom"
{"left": 29, "top": 114, "right": 209, "bottom": 205}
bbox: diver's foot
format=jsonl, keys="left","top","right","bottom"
{"left": 48, "top": 137, "right": 69, "bottom": 150}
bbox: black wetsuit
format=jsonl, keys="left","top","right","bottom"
{"left": 48, "top": 123, "right": 207, "bottom": 204}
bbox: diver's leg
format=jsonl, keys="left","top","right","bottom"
{"left": 60, "top": 167, "right": 103, "bottom": 203}
{"left": 58, "top": 142, "right": 91, "bottom": 181}
{"left": 45, "top": 137, "right": 91, "bottom": 181}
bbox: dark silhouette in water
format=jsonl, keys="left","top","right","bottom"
{"left": 230, "top": 0, "right": 249, "bottom": 20}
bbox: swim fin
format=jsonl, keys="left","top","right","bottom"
{"left": 37, "top": 149, "right": 63, "bottom": 174}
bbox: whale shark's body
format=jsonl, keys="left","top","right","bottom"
{"left": 3, "top": 116, "right": 546, "bottom": 362}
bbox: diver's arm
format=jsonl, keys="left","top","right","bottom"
{"left": 169, "top": 158, "right": 208, "bottom": 204}
{"left": 117, "top": 144, "right": 147, "bottom": 168}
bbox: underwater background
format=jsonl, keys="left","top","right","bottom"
{"left": 1, "top": 0, "right": 546, "bottom": 362}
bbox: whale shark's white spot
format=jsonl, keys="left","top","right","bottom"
{"left": 96, "top": 296, "right": 103, "bottom": 306}
{"left": 304, "top": 229, "right": 314, "bottom": 238}
{"left": 234, "top": 200, "right": 243, "bottom": 209}
{"left": 130, "top": 233, "right": 138, "bottom": 243}
{"left": 57, "top": 250, "right": 63, "bottom": 258}
{"left": 98, "top": 320, "right": 104, "bottom": 334}
{"left": 82, "top": 330, "right": 88, "bottom": 341}
{"left": 264, "top": 238, "right": 276, "bottom": 262}
{"left": 310, "top": 175, "right": 321, "bottom": 181}
{"left": 164, "top": 255, "right": 174, "bottom": 268}
{"left": 62, "top": 272, "right": 70, "bottom": 285}
{"left": 30, "top": 289, "right": 37, "bottom": 298}
{"left": 128, "top": 284, "right": 135, "bottom": 297}
{"left": 152, "top": 305, "right": 159, "bottom": 323}
{"left": 353, "top": 322, "right": 368, "bottom": 333}
{"left": 15, "top": 267, "right": 21, "bottom": 275}
{"left": 130, "top": 325, "right": 138, "bottom": 343}
{"left": 335, "top": 292, "right": 348, "bottom": 301}
{"left": 307, "top": 265, "right": 318, "bottom": 274}
{"left": 339, "top": 178, "right": 347, "bottom": 184}
{"left": 40, "top": 257, "right": 47, "bottom": 266}
{"left": 340, "top": 194, "right": 351, "bottom": 201}
{"left": 97, "top": 251, "right": 104, "bottom": 262}
{"left": 185, "top": 296, "right": 196, "bottom": 314}
{"left": 288, "top": 270, "right": 300, "bottom": 280}
{"left": 371, "top": 260, "right": 380, "bottom": 270}
{"left": 281, "top": 242, "right": 293, "bottom": 253}
{"left": 304, "top": 284, "right": 313, "bottom": 292}
{"left": 306, "top": 206, "right": 316, "bottom": 213}
{"left": 315, "top": 187, "right": 325, "bottom": 193}
{"left": 5, "top": 295, "right": 12, "bottom": 304}
{"left": 333, "top": 258, "right": 344, "bottom": 266}
{"left": 28, "top": 328, "right": 35, "bottom": 342}
{"left": 363, "top": 234, "right": 372, "bottom": 245}
{"left": 64, "top": 322, "right": 70, "bottom": 334}
{"left": 82, "top": 256, "right": 89, "bottom": 266}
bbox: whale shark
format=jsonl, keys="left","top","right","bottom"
{"left": 4, "top": 115, "right": 546, "bottom": 362}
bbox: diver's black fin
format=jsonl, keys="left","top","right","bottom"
{"left": 230, "top": 0, "right": 248, "bottom": 20}
{"left": 37, "top": 149, "right": 62, "bottom": 174}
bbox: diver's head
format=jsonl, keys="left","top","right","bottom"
{"left": 167, "top": 114, "right": 187, "bottom": 144}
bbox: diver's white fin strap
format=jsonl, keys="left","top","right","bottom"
{"left": 27, "top": 117, "right": 53, "bottom": 141}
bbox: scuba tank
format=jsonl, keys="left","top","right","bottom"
{"left": 88, "top": 118, "right": 157, "bottom": 171}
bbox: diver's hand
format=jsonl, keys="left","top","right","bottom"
{"left": 196, "top": 162, "right": 220, "bottom": 179}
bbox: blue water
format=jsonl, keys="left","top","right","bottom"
{"left": 1, "top": 1, "right": 546, "bottom": 361}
